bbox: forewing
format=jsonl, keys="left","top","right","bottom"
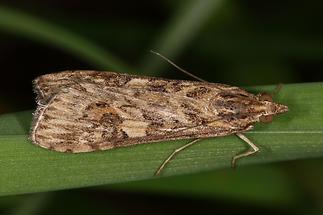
{"left": 32, "top": 81, "right": 249, "bottom": 153}
{"left": 34, "top": 71, "right": 133, "bottom": 104}
{"left": 34, "top": 70, "right": 250, "bottom": 104}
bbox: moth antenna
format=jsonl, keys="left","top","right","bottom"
{"left": 150, "top": 50, "right": 207, "bottom": 82}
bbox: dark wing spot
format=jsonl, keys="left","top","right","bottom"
{"left": 219, "top": 93, "right": 237, "bottom": 99}
{"left": 171, "top": 81, "right": 183, "bottom": 92}
{"left": 186, "top": 87, "right": 210, "bottom": 98}
{"left": 148, "top": 84, "right": 167, "bottom": 92}
{"left": 95, "top": 102, "right": 110, "bottom": 108}
{"left": 100, "top": 112, "right": 123, "bottom": 124}
{"left": 85, "top": 102, "right": 110, "bottom": 110}
{"left": 121, "top": 130, "right": 129, "bottom": 139}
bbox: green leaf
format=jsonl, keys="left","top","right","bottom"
{"left": 107, "top": 166, "right": 301, "bottom": 206}
{"left": 0, "top": 5, "right": 131, "bottom": 72}
{"left": 0, "top": 82, "right": 322, "bottom": 196}
{"left": 140, "top": 0, "right": 224, "bottom": 75}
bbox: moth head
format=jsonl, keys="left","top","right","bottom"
{"left": 257, "top": 93, "right": 288, "bottom": 123}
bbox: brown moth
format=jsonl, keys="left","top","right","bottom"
{"left": 31, "top": 70, "right": 288, "bottom": 175}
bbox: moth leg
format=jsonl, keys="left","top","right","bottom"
{"left": 155, "top": 139, "right": 201, "bottom": 176}
{"left": 232, "top": 133, "right": 259, "bottom": 168}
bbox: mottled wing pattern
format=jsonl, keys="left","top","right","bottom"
{"left": 32, "top": 78, "right": 253, "bottom": 153}
{"left": 34, "top": 71, "right": 131, "bottom": 104}
{"left": 34, "top": 70, "right": 245, "bottom": 102}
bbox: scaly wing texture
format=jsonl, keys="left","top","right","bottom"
{"left": 33, "top": 70, "right": 249, "bottom": 103}
{"left": 32, "top": 80, "right": 253, "bottom": 153}
{"left": 34, "top": 71, "right": 130, "bottom": 103}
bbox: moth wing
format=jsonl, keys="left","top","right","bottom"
{"left": 34, "top": 70, "right": 245, "bottom": 103}
{"left": 32, "top": 81, "right": 248, "bottom": 153}
{"left": 34, "top": 71, "right": 134, "bottom": 104}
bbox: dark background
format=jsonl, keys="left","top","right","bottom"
{"left": 1, "top": 0, "right": 323, "bottom": 112}
{"left": 0, "top": 0, "right": 323, "bottom": 214}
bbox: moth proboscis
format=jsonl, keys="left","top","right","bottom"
{"left": 31, "top": 69, "right": 288, "bottom": 175}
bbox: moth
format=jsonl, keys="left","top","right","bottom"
{"left": 31, "top": 62, "right": 288, "bottom": 175}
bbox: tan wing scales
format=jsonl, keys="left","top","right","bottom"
{"left": 32, "top": 81, "right": 249, "bottom": 153}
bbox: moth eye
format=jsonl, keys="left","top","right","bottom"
{"left": 260, "top": 115, "right": 273, "bottom": 123}
{"left": 259, "top": 93, "right": 273, "bottom": 102}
